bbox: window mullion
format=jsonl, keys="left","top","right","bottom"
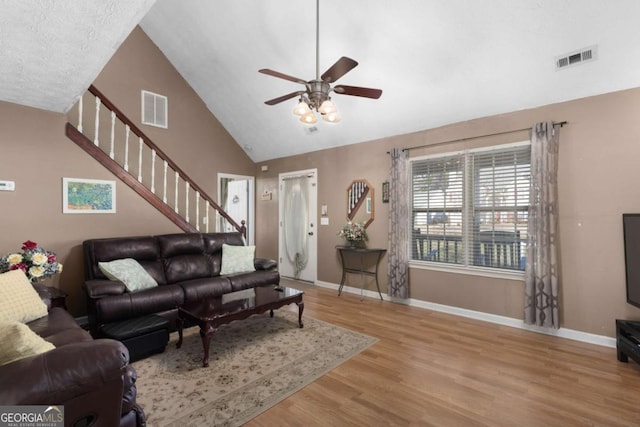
{"left": 463, "top": 152, "right": 473, "bottom": 267}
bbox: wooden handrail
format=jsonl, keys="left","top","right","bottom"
{"left": 86, "top": 85, "right": 244, "bottom": 235}
{"left": 66, "top": 123, "right": 197, "bottom": 233}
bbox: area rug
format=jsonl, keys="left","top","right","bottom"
{"left": 133, "top": 310, "right": 378, "bottom": 426}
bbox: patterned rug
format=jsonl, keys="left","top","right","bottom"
{"left": 133, "top": 309, "right": 378, "bottom": 426}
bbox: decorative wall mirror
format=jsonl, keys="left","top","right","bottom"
{"left": 347, "top": 179, "right": 374, "bottom": 228}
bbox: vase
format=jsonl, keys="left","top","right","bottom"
{"left": 348, "top": 240, "right": 365, "bottom": 249}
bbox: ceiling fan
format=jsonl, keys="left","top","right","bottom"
{"left": 259, "top": 0, "right": 382, "bottom": 124}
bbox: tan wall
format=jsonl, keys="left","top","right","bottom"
{"left": 3, "top": 22, "right": 640, "bottom": 337}
{"left": 0, "top": 27, "right": 254, "bottom": 316}
{"left": 257, "top": 87, "right": 640, "bottom": 337}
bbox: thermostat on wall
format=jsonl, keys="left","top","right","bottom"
{"left": 0, "top": 180, "right": 15, "bottom": 191}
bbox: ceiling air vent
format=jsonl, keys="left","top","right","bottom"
{"left": 555, "top": 45, "right": 597, "bottom": 70}
{"left": 141, "top": 90, "right": 168, "bottom": 128}
{"left": 304, "top": 125, "right": 320, "bottom": 135}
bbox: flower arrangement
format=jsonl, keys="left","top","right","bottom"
{"left": 338, "top": 221, "right": 367, "bottom": 242}
{"left": 0, "top": 240, "right": 63, "bottom": 282}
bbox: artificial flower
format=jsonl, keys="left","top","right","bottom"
{"left": 21, "top": 240, "right": 38, "bottom": 251}
{"left": 0, "top": 241, "right": 63, "bottom": 282}
{"left": 6, "top": 253, "right": 23, "bottom": 264}
{"left": 31, "top": 252, "right": 48, "bottom": 266}
{"left": 338, "top": 221, "right": 368, "bottom": 242}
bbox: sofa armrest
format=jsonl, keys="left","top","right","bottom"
{"left": 0, "top": 338, "right": 128, "bottom": 405}
{"left": 83, "top": 279, "right": 126, "bottom": 299}
{"left": 255, "top": 258, "right": 277, "bottom": 271}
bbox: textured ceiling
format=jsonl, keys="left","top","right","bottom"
{"left": 0, "top": 0, "right": 156, "bottom": 112}
{"left": 3, "top": 1, "right": 640, "bottom": 162}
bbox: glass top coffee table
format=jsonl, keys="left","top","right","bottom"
{"left": 176, "top": 285, "right": 304, "bottom": 367}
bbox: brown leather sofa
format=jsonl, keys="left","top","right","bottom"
{"left": 82, "top": 232, "right": 279, "bottom": 333}
{"left": 0, "top": 285, "right": 145, "bottom": 427}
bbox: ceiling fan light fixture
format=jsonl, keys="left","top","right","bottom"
{"left": 300, "top": 111, "right": 317, "bottom": 124}
{"left": 318, "top": 99, "right": 336, "bottom": 115}
{"left": 322, "top": 111, "right": 340, "bottom": 123}
{"left": 293, "top": 99, "right": 311, "bottom": 116}
{"left": 259, "top": 0, "right": 382, "bottom": 125}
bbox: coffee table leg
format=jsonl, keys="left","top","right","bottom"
{"left": 176, "top": 316, "right": 184, "bottom": 349}
{"left": 297, "top": 300, "right": 304, "bottom": 328}
{"left": 200, "top": 321, "right": 214, "bottom": 368}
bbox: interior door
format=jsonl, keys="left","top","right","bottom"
{"left": 278, "top": 169, "right": 317, "bottom": 282}
{"left": 217, "top": 173, "right": 255, "bottom": 245}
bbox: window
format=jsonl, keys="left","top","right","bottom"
{"left": 411, "top": 143, "right": 531, "bottom": 273}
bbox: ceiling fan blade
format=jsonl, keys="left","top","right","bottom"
{"left": 264, "top": 91, "right": 305, "bottom": 106}
{"left": 259, "top": 69, "right": 307, "bottom": 85}
{"left": 321, "top": 57, "right": 358, "bottom": 83}
{"left": 333, "top": 85, "right": 383, "bottom": 99}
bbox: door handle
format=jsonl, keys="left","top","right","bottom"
{"left": 308, "top": 232, "right": 314, "bottom": 236}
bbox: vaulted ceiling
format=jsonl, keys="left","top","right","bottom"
{"left": 3, "top": 1, "right": 640, "bottom": 162}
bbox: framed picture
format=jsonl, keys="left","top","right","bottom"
{"left": 63, "top": 178, "right": 116, "bottom": 214}
{"left": 382, "top": 181, "right": 390, "bottom": 203}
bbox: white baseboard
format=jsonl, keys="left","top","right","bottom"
{"left": 314, "top": 280, "right": 616, "bottom": 349}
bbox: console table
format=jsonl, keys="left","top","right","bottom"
{"left": 336, "top": 246, "right": 386, "bottom": 300}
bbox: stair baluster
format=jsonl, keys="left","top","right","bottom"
{"left": 65, "top": 85, "right": 246, "bottom": 236}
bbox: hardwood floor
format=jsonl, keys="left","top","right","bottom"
{"left": 247, "top": 281, "right": 640, "bottom": 427}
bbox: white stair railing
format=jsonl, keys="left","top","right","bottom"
{"left": 67, "top": 85, "right": 245, "bottom": 235}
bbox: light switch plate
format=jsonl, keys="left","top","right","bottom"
{"left": 0, "top": 180, "right": 15, "bottom": 191}
{"left": 320, "top": 217, "right": 329, "bottom": 225}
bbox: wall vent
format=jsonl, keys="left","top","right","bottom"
{"left": 141, "top": 90, "right": 168, "bottom": 128}
{"left": 304, "top": 125, "right": 320, "bottom": 135}
{"left": 555, "top": 45, "right": 597, "bottom": 70}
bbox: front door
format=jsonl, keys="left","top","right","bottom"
{"left": 278, "top": 169, "right": 317, "bottom": 282}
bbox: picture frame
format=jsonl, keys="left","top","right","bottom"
{"left": 382, "top": 181, "right": 390, "bottom": 203}
{"left": 62, "top": 178, "right": 116, "bottom": 214}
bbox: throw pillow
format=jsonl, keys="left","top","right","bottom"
{"left": 0, "top": 270, "right": 48, "bottom": 323}
{"left": 98, "top": 258, "right": 158, "bottom": 292}
{"left": 219, "top": 244, "right": 256, "bottom": 275}
{"left": 0, "top": 320, "right": 55, "bottom": 366}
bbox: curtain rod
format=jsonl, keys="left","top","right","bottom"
{"left": 387, "top": 121, "right": 567, "bottom": 154}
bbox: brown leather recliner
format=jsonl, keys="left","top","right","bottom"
{"left": 0, "top": 286, "right": 145, "bottom": 427}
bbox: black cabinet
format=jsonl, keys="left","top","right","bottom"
{"left": 616, "top": 319, "right": 640, "bottom": 364}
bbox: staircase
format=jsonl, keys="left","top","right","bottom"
{"left": 65, "top": 85, "right": 245, "bottom": 235}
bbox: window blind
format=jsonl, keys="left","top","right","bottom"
{"left": 470, "top": 146, "right": 530, "bottom": 270}
{"left": 411, "top": 144, "right": 531, "bottom": 272}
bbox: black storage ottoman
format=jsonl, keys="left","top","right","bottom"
{"left": 100, "top": 314, "right": 170, "bottom": 362}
